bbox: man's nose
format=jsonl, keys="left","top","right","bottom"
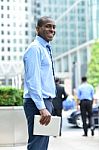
{"left": 50, "top": 25, "right": 55, "bottom": 30}
{"left": 50, "top": 27, "right": 55, "bottom": 33}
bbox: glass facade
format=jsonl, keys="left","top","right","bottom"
{"left": 51, "top": 0, "right": 99, "bottom": 89}
{"left": 88, "top": 0, "right": 99, "bottom": 40}
{"left": 53, "top": 0, "right": 87, "bottom": 57}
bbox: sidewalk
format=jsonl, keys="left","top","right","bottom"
{"left": 0, "top": 129, "right": 99, "bottom": 150}
{"left": 48, "top": 130, "right": 99, "bottom": 150}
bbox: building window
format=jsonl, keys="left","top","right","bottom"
{"left": 13, "top": 31, "right": 16, "bottom": 35}
{"left": 1, "top": 14, "right": 4, "bottom": 18}
{"left": 25, "top": 23, "right": 28, "bottom": 27}
{"left": 7, "top": 14, "right": 10, "bottom": 18}
{"left": 1, "top": 5, "right": 4, "bottom": 9}
{"left": 1, "top": 47, "right": 4, "bottom": 51}
{"left": 1, "top": 23, "right": 4, "bottom": 26}
{"left": 7, "top": 24, "right": 10, "bottom": 27}
{"left": 19, "top": 56, "right": 22, "bottom": 60}
{"left": 7, "top": 6, "right": 10, "bottom": 10}
{"left": 13, "top": 39, "right": 16, "bottom": 43}
{"left": 25, "top": 7, "right": 28, "bottom": 11}
{"left": 19, "top": 39, "right": 22, "bottom": 43}
{"left": 0, "top": 79, "right": 5, "bottom": 86}
{"left": 1, "top": 31, "right": 4, "bottom": 34}
{"left": 8, "top": 56, "right": 11, "bottom": 60}
{"left": 13, "top": 47, "right": 16, "bottom": 51}
{"left": 7, "top": 39, "right": 10, "bottom": 43}
{"left": 25, "top": 31, "right": 28, "bottom": 35}
{"left": 1, "top": 39, "right": 4, "bottom": 43}
{"left": 13, "top": 56, "right": 17, "bottom": 60}
{"left": 8, "top": 79, "right": 12, "bottom": 86}
{"left": 7, "top": 31, "right": 10, "bottom": 35}
{"left": 19, "top": 47, "right": 22, "bottom": 52}
{"left": 1, "top": 56, "right": 5, "bottom": 60}
{"left": 7, "top": 47, "right": 10, "bottom": 51}
{"left": 25, "top": 39, "right": 28, "bottom": 44}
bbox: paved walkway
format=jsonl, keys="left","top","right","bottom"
{"left": 0, "top": 111, "right": 99, "bottom": 150}
{"left": 0, "top": 129, "right": 99, "bottom": 150}
{"left": 48, "top": 130, "right": 99, "bottom": 150}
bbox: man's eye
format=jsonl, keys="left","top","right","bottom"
{"left": 46, "top": 25, "right": 51, "bottom": 28}
{"left": 46, "top": 24, "right": 56, "bottom": 29}
{"left": 53, "top": 25, "right": 56, "bottom": 29}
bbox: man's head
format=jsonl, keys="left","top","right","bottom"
{"left": 81, "top": 76, "right": 87, "bottom": 82}
{"left": 36, "top": 16, "right": 56, "bottom": 42}
{"left": 55, "top": 77, "right": 60, "bottom": 84}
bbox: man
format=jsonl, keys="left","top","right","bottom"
{"left": 52, "top": 77, "right": 68, "bottom": 136}
{"left": 77, "top": 76, "right": 94, "bottom": 136}
{"left": 23, "top": 16, "right": 56, "bottom": 150}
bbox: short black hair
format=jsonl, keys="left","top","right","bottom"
{"left": 82, "top": 76, "right": 87, "bottom": 82}
{"left": 55, "top": 77, "right": 60, "bottom": 83}
{"left": 37, "top": 16, "right": 52, "bottom": 27}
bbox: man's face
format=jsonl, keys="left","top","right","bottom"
{"left": 36, "top": 19, "right": 56, "bottom": 42}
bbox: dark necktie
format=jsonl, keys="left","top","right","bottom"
{"left": 46, "top": 45, "right": 55, "bottom": 81}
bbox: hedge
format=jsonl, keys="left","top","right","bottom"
{"left": 0, "top": 87, "right": 23, "bottom": 106}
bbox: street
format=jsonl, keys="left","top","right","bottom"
{"left": 62, "top": 110, "right": 81, "bottom": 132}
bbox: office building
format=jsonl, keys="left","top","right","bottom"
{"left": 0, "top": 0, "right": 35, "bottom": 87}
{"left": 52, "top": 0, "right": 99, "bottom": 91}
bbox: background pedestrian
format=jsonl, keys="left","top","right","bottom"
{"left": 77, "top": 76, "right": 95, "bottom": 136}
{"left": 52, "top": 77, "right": 68, "bottom": 136}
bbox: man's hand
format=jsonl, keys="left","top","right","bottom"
{"left": 39, "top": 109, "right": 51, "bottom": 126}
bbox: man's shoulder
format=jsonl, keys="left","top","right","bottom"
{"left": 24, "top": 40, "right": 41, "bottom": 55}
{"left": 79, "top": 83, "right": 94, "bottom": 89}
{"left": 88, "top": 83, "right": 94, "bottom": 89}
{"left": 30, "top": 39, "right": 40, "bottom": 48}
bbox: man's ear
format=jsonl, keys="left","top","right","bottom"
{"left": 36, "top": 26, "right": 38, "bottom": 31}
{"left": 35, "top": 27, "right": 38, "bottom": 35}
{"left": 36, "top": 26, "right": 41, "bottom": 35}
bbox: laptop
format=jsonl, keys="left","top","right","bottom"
{"left": 33, "top": 115, "right": 61, "bottom": 136}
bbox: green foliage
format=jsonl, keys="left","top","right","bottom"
{"left": 87, "top": 40, "right": 99, "bottom": 89}
{"left": 0, "top": 87, "right": 23, "bottom": 106}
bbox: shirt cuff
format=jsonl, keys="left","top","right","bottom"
{"left": 34, "top": 100, "right": 46, "bottom": 110}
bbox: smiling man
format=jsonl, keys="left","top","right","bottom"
{"left": 23, "top": 16, "right": 56, "bottom": 150}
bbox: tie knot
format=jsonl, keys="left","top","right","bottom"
{"left": 46, "top": 45, "right": 51, "bottom": 51}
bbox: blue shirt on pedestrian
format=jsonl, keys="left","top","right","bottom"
{"left": 23, "top": 36, "right": 56, "bottom": 110}
{"left": 77, "top": 82, "right": 94, "bottom": 101}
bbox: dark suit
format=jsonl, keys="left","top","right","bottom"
{"left": 52, "top": 83, "right": 68, "bottom": 136}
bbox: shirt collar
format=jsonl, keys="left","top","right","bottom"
{"left": 35, "top": 36, "right": 51, "bottom": 48}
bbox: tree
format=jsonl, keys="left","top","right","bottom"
{"left": 87, "top": 40, "right": 99, "bottom": 90}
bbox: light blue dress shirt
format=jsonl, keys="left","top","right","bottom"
{"left": 23, "top": 36, "right": 56, "bottom": 110}
{"left": 77, "top": 82, "right": 94, "bottom": 101}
